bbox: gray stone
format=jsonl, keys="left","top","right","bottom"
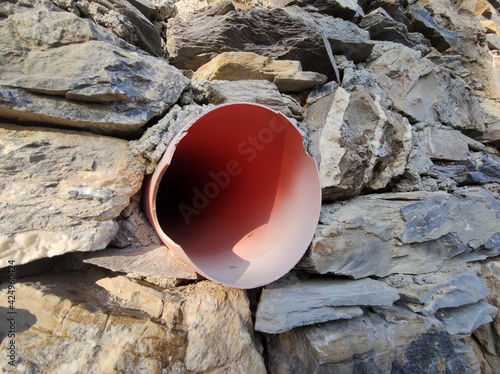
{"left": 436, "top": 302, "right": 498, "bottom": 336}
{"left": 479, "top": 99, "right": 500, "bottom": 146}
{"left": 166, "top": 5, "right": 374, "bottom": 75}
{"left": 369, "top": 48, "right": 485, "bottom": 134}
{"left": 487, "top": 33, "right": 500, "bottom": 50}
{"left": 425, "top": 127, "right": 469, "bottom": 161}
{"left": 0, "top": 123, "right": 145, "bottom": 269}
{"left": 398, "top": 270, "right": 490, "bottom": 316}
{"left": 304, "top": 85, "right": 411, "bottom": 201}
{"left": 200, "top": 79, "right": 294, "bottom": 117}
{"left": 360, "top": 8, "right": 432, "bottom": 51}
{"left": 75, "top": 0, "right": 163, "bottom": 56}
{"left": 266, "top": 0, "right": 363, "bottom": 20}
{"left": 84, "top": 244, "right": 198, "bottom": 286}
{"left": 299, "top": 189, "right": 500, "bottom": 278}
{"left": 407, "top": 4, "right": 459, "bottom": 52}
{"left": 0, "top": 9, "right": 189, "bottom": 135}
{"left": 255, "top": 277, "right": 398, "bottom": 333}
{"left": 266, "top": 307, "right": 479, "bottom": 374}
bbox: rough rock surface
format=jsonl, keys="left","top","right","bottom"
{"left": 255, "top": 277, "right": 398, "bottom": 333}
{"left": 369, "top": 48, "right": 485, "bottom": 134}
{"left": 166, "top": 5, "right": 374, "bottom": 75}
{"left": 192, "top": 52, "right": 327, "bottom": 92}
{"left": 0, "top": 124, "right": 145, "bottom": 268}
{"left": 0, "top": 271, "right": 266, "bottom": 373}
{"left": 266, "top": 307, "right": 480, "bottom": 373}
{"left": 299, "top": 188, "right": 500, "bottom": 278}
{"left": 0, "top": 8, "right": 189, "bottom": 135}
{"left": 436, "top": 301, "right": 498, "bottom": 336}
{"left": 304, "top": 84, "right": 411, "bottom": 200}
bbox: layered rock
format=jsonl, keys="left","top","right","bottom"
{"left": 0, "top": 124, "right": 144, "bottom": 268}
{"left": 0, "top": 270, "right": 266, "bottom": 373}
{"left": 255, "top": 277, "right": 398, "bottom": 333}
{"left": 0, "top": 8, "right": 189, "bottom": 135}
{"left": 299, "top": 188, "right": 500, "bottom": 278}
{"left": 192, "top": 52, "right": 327, "bottom": 92}
{"left": 266, "top": 307, "right": 480, "bottom": 373}
{"left": 166, "top": 4, "right": 374, "bottom": 75}
{"left": 304, "top": 84, "right": 411, "bottom": 201}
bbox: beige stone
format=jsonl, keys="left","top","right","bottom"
{"left": 0, "top": 123, "right": 145, "bottom": 268}
{"left": 192, "top": 52, "right": 327, "bottom": 92}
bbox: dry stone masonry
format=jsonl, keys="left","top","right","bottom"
{"left": 1, "top": 0, "right": 500, "bottom": 373}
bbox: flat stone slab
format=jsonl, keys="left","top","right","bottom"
{"left": 255, "top": 277, "right": 399, "bottom": 333}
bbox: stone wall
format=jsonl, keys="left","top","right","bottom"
{"left": 1, "top": 0, "right": 500, "bottom": 373}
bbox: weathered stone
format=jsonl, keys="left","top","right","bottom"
{"left": 474, "top": 259, "right": 500, "bottom": 366}
{"left": 0, "top": 271, "right": 266, "bottom": 373}
{"left": 266, "top": 307, "right": 479, "bottom": 374}
{"left": 0, "top": 124, "right": 145, "bottom": 269}
{"left": 166, "top": 5, "right": 374, "bottom": 75}
{"left": 398, "top": 270, "right": 490, "bottom": 316}
{"left": 266, "top": 0, "right": 363, "bottom": 20}
{"left": 199, "top": 79, "right": 294, "bottom": 117}
{"left": 255, "top": 277, "right": 398, "bottom": 333}
{"left": 436, "top": 302, "right": 498, "bottom": 336}
{"left": 479, "top": 99, "right": 500, "bottom": 146}
{"left": 487, "top": 33, "right": 500, "bottom": 50}
{"left": 425, "top": 127, "right": 470, "bottom": 161}
{"left": 84, "top": 244, "right": 198, "bottom": 286}
{"left": 0, "top": 9, "right": 189, "bottom": 135}
{"left": 299, "top": 189, "right": 500, "bottom": 278}
{"left": 360, "top": 8, "right": 432, "bottom": 51}
{"left": 192, "top": 52, "right": 327, "bottom": 92}
{"left": 369, "top": 48, "right": 485, "bottom": 134}
{"left": 407, "top": 4, "right": 459, "bottom": 52}
{"left": 304, "top": 85, "right": 411, "bottom": 201}
{"left": 97, "top": 275, "right": 165, "bottom": 317}
{"left": 75, "top": 0, "right": 163, "bottom": 56}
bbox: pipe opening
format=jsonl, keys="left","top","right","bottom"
{"left": 149, "top": 104, "right": 321, "bottom": 288}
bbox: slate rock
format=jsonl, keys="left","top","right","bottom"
{"left": 0, "top": 123, "right": 145, "bottom": 268}
{"left": 0, "top": 9, "right": 189, "bottom": 135}
{"left": 266, "top": 0, "right": 363, "bottom": 20}
{"left": 255, "top": 277, "right": 398, "bottom": 333}
{"left": 166, "top": 5, "right": 374, "bottom": 75}
{"left": 299, "top": 189, "right": 500, "bottom": 278}
{"left": 436, "top": 302, "right": 498, "bottom": 336}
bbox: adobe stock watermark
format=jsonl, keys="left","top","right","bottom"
{"left": 178, "top": 116, "right": 286, "bottom": 224}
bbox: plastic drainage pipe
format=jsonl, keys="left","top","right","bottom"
{"left": 143, "top": 102, "right": 321, "bottom": 289}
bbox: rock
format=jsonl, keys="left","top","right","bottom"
{"left": 166, "top": 5, "right": 374, "bottom": 75}
{"left": 0, "top": 9, "right": 189, "bottom": 135}
{"left": 458, "top": 0, "right": 492, "bottom": 16}
{"left": 425, "top": 127, "right": 470, "bottom": 161}
{"left": 474, "top": 259, "right": 500, "bottom": 365}
{"left": 369, "top": 48, "right": 485, "bottom": 134}
{"left": 0, "top": 271, "right": 266, "bottom": 373}
{"left": 436, "top": 302, "right": 498, "bottom": 336}
{"left": 407, "top": 4, "right": 459, "bottom": 52}
{"left": 75, "top": 0, "right": 163, "bottom": 56}
{"left": 398, "top": 270, "right": 490, "bottom": 316}
{"left": 304, "top": 85, "right": 411, "bottom": 201}
{"left": 199, "top": 79, "right": 294, "bottom": 117}
{"left": 0, "top": 123, "right": 145, "bottom": 269}
{"left": 255, "top": 277, "right": 398, "bottom": 333}
{"left": 192, "top": 52, "right": 327, "bottom": 93}
{"left": 96, "top": 275, "right": 165, "bottom": 317}
{"left": 130, "top": 104, "right": 211, "bottom": 174}
{"left": 299, "top": 189, "right": 500, "bottom": 278}
{"left": 487, "top": 33, "right": 500, "bottom": 50}
{"left": 266, "top": 306, "right": 479, "bottom": 373}
{"left": 266, "top": 0, "right": 363, "bottom": 20}
{"left": 84, "top": 244, "right": 198, "bottom": 287}
{"left": 360, "top": 8, "right": 432, "bottom": 51}
{"left": 479, "top": 99, "right": 500, "bottom": 146}
{"left": 430, "top": 152, "right": 500, "bottom": 186}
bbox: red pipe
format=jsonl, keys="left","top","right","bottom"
{"left": 144, "top": 103, "right": 321, "bottom": 289}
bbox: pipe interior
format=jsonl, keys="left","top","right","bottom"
{"left": 155, "top": 105, "right": 319, "bottom": 288}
